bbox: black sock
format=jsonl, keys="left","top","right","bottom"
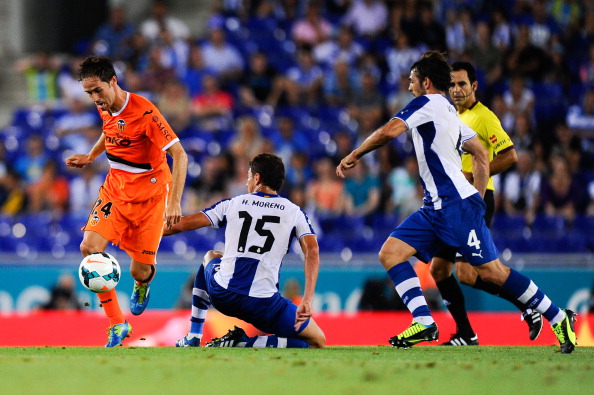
{"left": 473, "top": 276, "right": 525, "bottom": 311}
{"left": 436, "top": 275, "right": 475, "bottom": 337}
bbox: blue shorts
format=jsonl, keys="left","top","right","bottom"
{"left": 204, "top": 258, "right": 309, "bottom": 337}
{"left": 390, "top": 194, "right": 498, "bottom": 266}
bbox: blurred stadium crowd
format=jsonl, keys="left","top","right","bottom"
{"left": 2, "top": 0, "right": 594, "bottom": 257}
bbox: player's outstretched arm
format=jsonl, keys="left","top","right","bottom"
{"left": 336, "top": 118, "right": 407, "bottom": 178}
{"left": 165, "top": 141, "right": 188, "bottom": 229}
{"left": 65, "top": 134, "right": 106, "bottom": 168}
{"left": 295, "top": 234, "right": 320, "bottom": 330}
{"left": 163, "top": 212, "right": 210, "bottom": 236}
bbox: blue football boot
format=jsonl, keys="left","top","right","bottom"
{"left": 130, "top": 282, "right": 150, "bottom": 315}
{"left": 105, "top": 321, "right": 132, "bottom": 347}
{"left": 176, "top": 335, "right": 202, "bottom": 347}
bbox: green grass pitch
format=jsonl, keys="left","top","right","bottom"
{"left": 1, "top": 346, "right": 592, "bottom": 395}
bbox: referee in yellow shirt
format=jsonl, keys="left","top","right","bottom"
{"left": 430, "top": 61, "right": 542, "bottom": 346}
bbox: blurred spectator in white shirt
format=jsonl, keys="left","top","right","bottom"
{"left": 140, "top": 0, "right": 190, "bottom": 42}
{"left": 341, "top": 0, "right": 388, "bottom": 39}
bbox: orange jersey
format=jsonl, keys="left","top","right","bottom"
{"left": 99, "top": 92, "right": 179, "bottom": 202}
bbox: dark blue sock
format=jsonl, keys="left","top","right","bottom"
{"left": 502, "top": 268, "right": 562, "bottom": 323}
{"left": 189, "top": 265, "right": 210, "bottom": 335}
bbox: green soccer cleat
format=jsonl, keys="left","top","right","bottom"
{"left": 105, "top": 321, "right": 132, "bottom": 347}
{"left": 552, "top": 309, "right": 577, "bottom": 354}
{"left": 205, "top": 326, "right": 249, "bottom": 348}
{"left": 389, "top": 320, "right": 439, "bottom": 348}
{"left": 130, "top": 282, "right": 150, "bottom": 315}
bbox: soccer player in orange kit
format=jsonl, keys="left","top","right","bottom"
{"left": 66, "top": 55, "right": 188, "bottom": 347}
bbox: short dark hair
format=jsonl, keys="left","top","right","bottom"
{"left": 451, "top": 61, "right": 477, "bottom": 84}
{"left": 410, "top": 51, "right": 451, "bottom": 92}
{"left": 78, "top": 55, "right": 116, "bottom": 82}
{"left": 249, "top": 153, "right": 285, "bottom": 192}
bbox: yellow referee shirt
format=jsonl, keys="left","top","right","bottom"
{"left": 460, "top": 101, "right": 514, "bottom": 191}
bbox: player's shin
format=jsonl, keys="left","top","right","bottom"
{"left": 98, "top": 288, "right": 125, "bottom": 326}
{"left": 388, "top": 262, "right": 433, "bottom": 325}
{"left": 501, "top": 268, "right": 563, "bottom": 324}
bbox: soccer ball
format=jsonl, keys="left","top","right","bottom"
{"left": 78, "top": 252, "right": 121, "bottom": 293}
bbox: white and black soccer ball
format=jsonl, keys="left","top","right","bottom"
{"left": 78, "top": 252, "right": 121, "bottom": 293}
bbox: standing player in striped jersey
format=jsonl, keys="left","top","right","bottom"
{"left": 166, "top": 153, "right": 325, "bottom": 348}
{"left": 336, "top": 51, "right": 576, "bottom": 353}
{"left": 65, "top": 55, "right": 188, "bottom": 347}
{"left": 431, "top": 61, "right": 543, "bottom": 347}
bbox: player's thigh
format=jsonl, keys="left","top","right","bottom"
{"left": 430, "top": 255, "right": 455, "bottom": 281}
{"left": 82, "top": 190, "right": 125, "bottom": 249}
{"left": 80, "top": 230, "right": 110, "bottom": 255}
{"left": 387, "top": 210, "right": 438, "bottom": 265}
{"left": 296, "top": 318, "right": 325, "bottom": 348}
{"left": 203, "top": 258, "right": 221, "bottom": 284}
{"left": 121, "top": 197, "right": 166, "bottom": 265}
{"left": 449, "top": 195, "right": 498, "bottom": 265}
{"left": 261, "top": 295, "right": 306, "bottom": 338}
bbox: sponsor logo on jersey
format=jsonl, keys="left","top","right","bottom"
{"left": 89, "top": 215, "right": 100, "bottom": 226}
{"left": 489, "top": 134, "right": 497, "bottom": 144}
{"left": 151, "top": 116, "right": 173, "bottom": 140}
{"left": 105, "top": 134, "right": 132, "bottom": 147}
{"left": 142, "top": 250, "right": 156, "bottom": 255}
{"left": 143, "top": 110, "right": 154, "bottom": 116}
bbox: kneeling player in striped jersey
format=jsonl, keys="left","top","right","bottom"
{"left": 165, "top": 153, "right": 325, "bottom": 348}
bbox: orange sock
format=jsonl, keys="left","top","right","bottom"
{"left": 98, "top": 289, "right": 125, "bottom": 326}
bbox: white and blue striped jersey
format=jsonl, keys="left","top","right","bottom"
{"left": 202, "top": 191, "right": 315, "bottom": 298}
{"left": 393, "top": 94, "right": 479, "bottom": 210}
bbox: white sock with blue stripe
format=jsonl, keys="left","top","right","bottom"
{"left": 387, "top": 262, "right": 434, "bottom": 326}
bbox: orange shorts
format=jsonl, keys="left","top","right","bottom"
{"left": 82, "top": 186, "right": 167, "bottom": 265}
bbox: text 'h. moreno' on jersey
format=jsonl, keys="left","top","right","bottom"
{"left": 202, "top": 191, "right": 316, "bottom": 298}
{"left": 99, "top": 92, "right": 179, "bottom": 202}
{"left": 393, "top": 94, "right": 478, "bottom": 210}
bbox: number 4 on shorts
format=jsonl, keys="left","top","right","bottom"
{"left": 467, "top": 229, "right": 481, "bottom": 250}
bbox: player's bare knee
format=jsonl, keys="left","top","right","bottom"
{"left": 308, "top": 329, "right": 326, "bottom": 349}
{"left": 79, "top": 240, "right": 100, "bottom": 257}
{"left": 430, "top": 259, "right": 451, "bottom": 282}
{"left": 202, "top": 250, "right": 223, "bottom": 266}
{"left": 130, "top": 262, "right": 153, "bottom": 283}
{"left": 378, "top": 249, "right": 394, "bottom": 269}
{"left": 310, "top": 335, "right": 326, "bottom": 349}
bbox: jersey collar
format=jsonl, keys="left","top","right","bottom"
{"left": 252, "top": 191, "right": 279, "bottom": 198}
{"left": 110, "top": 92, "right": 130, "bottom": 116}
